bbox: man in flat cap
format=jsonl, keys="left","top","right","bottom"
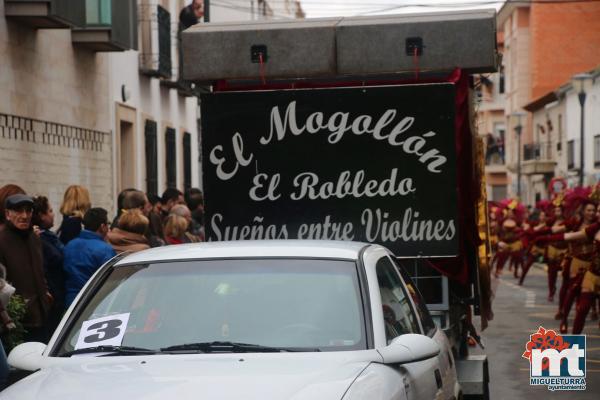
{"left": 0, "top": 194, "right": 51, "bottom": 342}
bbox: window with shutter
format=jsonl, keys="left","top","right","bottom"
{"left": 157, "top": 5, "right": 172, "bottom": 78}
{"left": 594, "top": 135, "right": 600, "bottom": 168}
{"left": 183, "top": 132, "right": 192, "bottom": 191}
{"left": 144, "top": 120, "right": 158, "bottom": 197}
{"left": 166, "top": 128, "right": 177, "bottom": 189}
{"left": 567, "top": 140, "right": 575, "bottom": 170}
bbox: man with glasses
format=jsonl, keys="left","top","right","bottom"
{"left": 0, "top": 194, "right": 51, "bottom": 342}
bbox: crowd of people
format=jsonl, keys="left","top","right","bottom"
{"left": 1, "top": 176, "right": 599, "bottom": 384}
{"left": 489, "top": 184, "right": 600, "bottom": 336}
{"left": 0, "top": 183, "right": 205, "bottom": 388}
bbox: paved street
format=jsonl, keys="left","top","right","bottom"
{"left": 475, "top": 265, "right": 600, "bottom": 399}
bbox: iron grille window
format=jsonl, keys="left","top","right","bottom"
{"left": 166, "top": 128, "right": 177, "bottom": 189}
{"left": 144, "top": 120, "right": 158, "bottom": 197}
{"left": 157, "top": 5, "right": 172, "bottom": 78}
{"left": 595, "top": 135, "right": 600, "bottom": 167}
{"left": 567, "top": 140, "right": 575, "bottom": 170}
{"left": 183, "top": 132, "right": 192, "bottom": 191}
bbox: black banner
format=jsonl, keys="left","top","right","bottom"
{"left": 201, "top": 84, "right": 458, "bottom": 256}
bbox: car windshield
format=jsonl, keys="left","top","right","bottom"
{"left": 55, "top": 258, "right": 366, "bottom": 355}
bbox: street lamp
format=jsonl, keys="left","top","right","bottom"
{"left": 511, "top": 111, "right": 527, "bottom": 198}
{"left": 572, "top": 73, "right": 592, "bottom": 186}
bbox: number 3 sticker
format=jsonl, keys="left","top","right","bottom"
{"left": 75, "top": 313, "right": 130, "bottom": 350}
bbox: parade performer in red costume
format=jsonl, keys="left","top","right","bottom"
{"left": 538, "top": 197, "right": 597, "bottom": 333}
{"left": 495, "top": 199, "right": 525, "bottom": 278}
{"left": 551, "top": 188, "right": 588, "bottom": 320}
{"left": 544, "top": 198, "right": 569, "bottom": 302}
{"left": 537, "top": 215, "right": 600, "bottom": 333}
{"left": 519, "top": 205, "right": 551, "bottom": 286}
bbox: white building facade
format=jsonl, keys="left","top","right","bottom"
{"left": 210, "top": 0, "right": 304, "bottom": 22}
{"left": 563, "top": 69, "right": 600, "bottom": 187}
{"left": 111, "top": 0, "right": 200, "bottom": 198}
{"left": 1, "top": 0, "right": 306, "bottom": 216}
{"left": 0, "top": 0, "right": 138, "bottom": 215}
{"left": 1, "top": 0, "right": 198, "bottom": 216}
{"left": 527, "top": 67, "right": 600, "bottom": 195}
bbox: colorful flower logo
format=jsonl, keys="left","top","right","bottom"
{"left": 522, "top": 326, "right": 570, "bottom": 371}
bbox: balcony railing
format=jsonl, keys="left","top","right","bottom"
{"left": 523, "top": 141, "right": 554, "bottom": 161}
{"left": 521, "top": 141, "right": 556, "bottom": 175}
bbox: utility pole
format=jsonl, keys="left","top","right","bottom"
{"left": 511, "top": 111, "right": 526, "bottom": 200}
{"left": 572, "top": 73, "right": 591, "bottom": 187}
{"left": 516, "top": 123, "right": 522, "bottom": 198}
{"left": 578, "top": 91, "right": 586, "bottom": 186}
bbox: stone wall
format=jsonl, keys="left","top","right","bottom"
{"left": 0, "top": 1, "right": 114, "bottom": 218}
{"left": 0, "top": 113, "right": 113, "bottom": 221}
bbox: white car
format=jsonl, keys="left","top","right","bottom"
{"left": 3, "top": 240, "right": 460, "bottom": 400}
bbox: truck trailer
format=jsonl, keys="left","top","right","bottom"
{"left": 182, "top": 10, "right": 498, "bottom": 399}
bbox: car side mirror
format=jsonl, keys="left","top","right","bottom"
{"left": 378, "top": 333, "right": 440, "bottom": 364}
{"left": 8, "top": 342, "right": 47, "bottom": 371}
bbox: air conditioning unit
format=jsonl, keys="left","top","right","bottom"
{"left": 139, "top": 1, "right": 171, "bottom": 78}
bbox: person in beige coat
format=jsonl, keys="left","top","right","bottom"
{"left": 107, "top": 209, "right": 150, "bottom": 254}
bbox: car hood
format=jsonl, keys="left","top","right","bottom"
{"left": 1, "top": 351, "right": 382, "bottom": 400}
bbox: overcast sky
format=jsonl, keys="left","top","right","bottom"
{"left": 300, "top": 0, "right": 506, "bottom": 18}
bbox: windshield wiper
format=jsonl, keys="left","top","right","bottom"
{"left": 60, "top": 345, "right": 157, "bottom": 357}
{"left": 160, "top": 341, "right": 320, "bottom": 353}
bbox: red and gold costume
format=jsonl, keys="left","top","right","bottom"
{"left": 546, "top": 220, "right": 568, "bottom": 302}
{"left": 536, "top": 186, "right": 600, "bottom": 332}
{"left": 560, "top": 216, "right": 596, "bottom": 332}
{"left": 571, "top": 222, "right": 600, "bottom": 334}
{"left": 544, "top": 195, "right": 569, "bottom": 303}
{"left": 518, "top": 218, "right": 550, "bottom": 286}
{"left": 493, "top": 199, "right": 526, "bottom": 278}
{"left": 495, "top": 218, "right": 524, "bottom": 278}
{"left": 555, "top": 216, "right": 581, "bottom": 318}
